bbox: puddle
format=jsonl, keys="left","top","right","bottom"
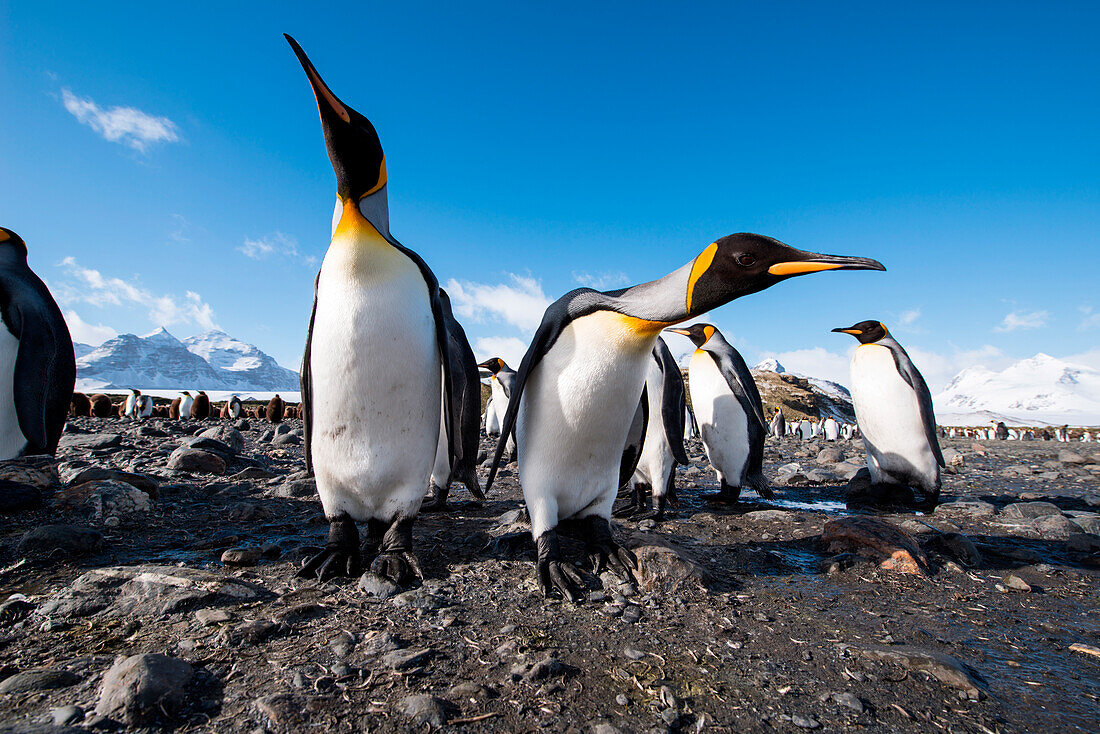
{"left": 763, "top": 498, "right": 849, "bottom": 514}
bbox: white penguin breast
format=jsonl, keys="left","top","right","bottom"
{"left": 850, "top": 345, "right": 934, "bottom": 473}
{"left": 308, "top": 233, "right": 441, "bottom": 521}
{"left": 0, "top": 327, "right": 27, "bottom": 459}
{"left": 689, "top": 350, "right": 749, "bottom": 485}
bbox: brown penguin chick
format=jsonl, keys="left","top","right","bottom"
{"left": 116, "top": 402, "right": 125, "bottom": 417}
{"left": 191, "top": 391, "right": 211, "bottom": 419}
{"left": 89, "top": 394, "right": 112, "bottom": 418}
{"left": 152, "top": 405, "right": 166, "bottom": 418}
{"left": 219, "top": 402, "right": 229, "bottom": 419}
{"left": 169, "top": 397, "right": 181, "bottom": 419}
{"left": 266, "top": 394, "right": 285, "bottom": 423}
{"left": 70, "top": 392, "right": 92, "bottom": 417}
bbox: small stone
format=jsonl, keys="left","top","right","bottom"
{"left": 524, "top": 654, "right": 565, "bottom": 682}
{"left": 1002, "top": 574, "right": 1032, "bottom": 592}
{"left": 831, "top": 692, "right": 863, "bottom": 713}
{"left": 1058, "top": 450, "right": 1086, "bottom": 465}
{"left": 329, "top": 631, "right": 357, "bottom": 659}
{"left": 623, "top": 647, "right": 645, "bottom": 660}
{"left": 397, "top": 694, "right": 451, "bottom": 727}
{"left": 197, "top": 426, "right": 245, "bottom": 453}
{"left": 621, "top": 605, "right": 643, "bottom": 623}
{"left": 358, "top": 572, "right": 400, "bottom": 600}
{"left": 221, "top": 547, "right": 263, "bottom": 566}
{"left": 382, "top": 647, "right": 433, "bottom": 670}
{"left": 660, "top": 708, "right": 680, "bottom": 726}
{"left": 59, "top": 433, "right": 122, "bottom": 451}
{"left": 0, "top": 668, "right": 80, "bottom": 694}
{"left": 791, "top": 714, "right": 821, "bottom": 729}
{"left": 255, "top": 693, "right": 303, "bottom": 726}
{"left": 195, "top": 608, "right": 233, "bottom": 626}
{"left": 273, "top": 432, "right": 301, "bottom": 446}
{"left": 361, "top": 631, "right": 404, "bottom": 657}
{"left": 95, "top": 653, "right": 193, "bottom": 725}
{"left": 274, "top": 478, "right": 316, "bottom": 498}
{"left": 935, "top": 500, "right": 996, "bottom": 518}
{"left": 51, "top": 704, "right": 85, "bottom": 726}
{"left": 167, "top": 447, "right": 226, "bottom": 475}
{"left": 229, "top": 467, "right": 275, "bottom": 481}
{"left": 615, "top": 693, "right": 629, "bottom": 706}
{"left": 1001, "top": 501, "right": 1061, "bottom": 519}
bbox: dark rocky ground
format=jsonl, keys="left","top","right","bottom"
{"left": 0, "top": 415, "right": 1097, "bottom": 732}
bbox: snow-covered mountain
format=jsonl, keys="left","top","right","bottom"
{"left": 75, "top": 328, "right": 299, "bottom": 392}
{"left": 73, "top": 343, "right": 95, "bottom": 359}
{"left": 934, "top": 353, "right": 1100, "bottom": 426}
{"left": 753, "top": 358, "right": 786, "bottom": 374}
{"left": 750, "top": 359, "right": 854, "bottom": 421}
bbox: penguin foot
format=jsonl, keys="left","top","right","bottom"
{"left": 535, "top": 531, "right": 584, "bottom": 602}
{"left": 631, "top": 495, "right": 669, "bottom": 522}
{"left": 702, "top": 482, "right": 742, "bottom": 504}
{"left": 298, "top": 516, "right": 361, "bottom": 581}
{"left": 583, "top": 517, "right": 638, "bottom": 583}
{"left": 369, "top": 516, "right": 421, "bottom": 585}
{"left": 419, "top": 485, "right": 450, "bottom": 513}
{"left": 613, "top": 484, "right": 650, "bottom": 518}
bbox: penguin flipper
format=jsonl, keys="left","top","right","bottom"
{"left": 884, "top": 339, "right": 946, "bottom": 468}
{"left": 653, "top": 338, "right": 690, "bottom": 465}
{"left": 301, "top": 274, "right": 320, "bottom": 473}
{"left": 486, "top": 288, "right": 607, "bottom": 491}
{"left": 618, "top": 386, "right": 648, "bottom": 490}
{"left": 705, "top": 344, "right": 767, "bottom": 433}
{"left": 9, "top": 298, "right": 75, "bottom": 456}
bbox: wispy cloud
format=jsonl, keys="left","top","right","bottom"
{"left": 56, "top": 257, "right": 219, "bottom": 331}
{"left": 473, "top": 336, "right": 529, "bottom": 369}
{"left": 1078, "top": 305, "right": 1100, "bottom": 332}
{"left": 898, "top": 308, "right": 921, "bottom": 326}
{"left": 445, "top": 274, "right": 551, "bottom": 333}
{"left": 994, "top": 309, "right": 1049, "bottom": 332}
{"left": 63, "top": 310, "right": 117, "bottom": 346}
{"left": 61, "top": 88, "right": 179, "bottom": 152}
{"left": 571, "top": 270, "right": 630, "bottom": 290}
{"left": 239, "top": 232, "right": 317, "bottom": 267}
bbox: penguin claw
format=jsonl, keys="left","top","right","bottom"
{"left": 538, "top": 559, "right": 584, "bottom": 602}
{"left": 370, "top": 551, "right": 422, "bottom": 586}
{"left": 297, "top": 547, "right": 361, "bottom": 581}
{"left": 419, "top": 498, "right": 449, "bottom": 513}
{"left": 589, "top": 544, "right": 638, "bottom": 583}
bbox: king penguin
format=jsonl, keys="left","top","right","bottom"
{"left": 478, "top": 358, "right": 516, "bottom": 461}
{"left": 179, "top": 391, "right": 194, "bottom": 421}
{"left": 124, "top": 390, "right": 141, "bottom": 421}
{"left": 0, "top": 228, "right": 76, "bottom": 460}
{"left": 665, "top": 323, "right": 772, "bottom": 502}
{"left": 833, "top": 320, "right": 944, "bottom": 507}
{"left": 487, "top": 234, "right": 884, "bottom": 600}
{"left": 614, "top": 336, "right": 689, "bottom": 520}
{"left": 423, "top": 288, "right": 485, "bottom": 511}
{"left": 769, "top": 407, "right": 786, "bottom": 440}
{"left": 287, "top": 35, "right": 457, "bottom": 584}
{"left": 227, "top": 395, "right": 242, "bottom": 421}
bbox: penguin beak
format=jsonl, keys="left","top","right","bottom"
{"left": 831, "top": 328, "right": 863, "bottom": 335}
{"left": 285, "top": 34, "right": 351, "bottom": 130}
{"left": 663, "top": 328, "right": 692, "bottom": 336}
{"left": 769, "top": 254, "right": 886, "bottom": 277}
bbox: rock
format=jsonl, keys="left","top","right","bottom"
{"left": 621, "top": 605, "right": 643, "bottom": 623}
{"left": 329, "top": 631, "right": 357, "bottom": 659}
{"left": 382, "top": 647, "right": 433, "bottom": 670}
{"left": 274, "top": 423, "right": 293, "bottom": 435}
{"left": 860, "top": 646, "right": 986, "bottom": 699}
{"left": 1000, "top": 464, "right": 1033, "bottom": 477}
{"left": 805, "top": 468, "right": 837, "bottom": 483}
{"left": 226, "top": 502, "right": 272, "bottom": 522}
{"left": 816, "top": 448, "right": 843, "bottom": 464}
{"left": 18, "top": 525, "right": 103, "bottom": 558}
{"left": 524, "top": 654, "right": 566, "bottom": 682}
{"left": 742, "top": 510, "right": 798, "bottom": 523}
{"left": 0, "top": 480, "right": 43, "bottom": 512}
{"left": 830, "top": 692, "right": 863, "bottom": 713}
{"left": 0, "top": 459, "right": 59, "bottom": 489}
{"left": 358, "top": 572, "right": 400, "bottom": 600}
{"left": 934, "top": 501, "right": 996, "bottom": 518}
{"left": 632, "top": 543, "right": 709, "bottom": 593}
{"left": 221, "top": 547, "right": 263, "bottom": 566}
{"left": 272, "top": 432, "right": 301, "bottom": 446}
{"left": 233, "top": 419, "right": 250, "bottom": 431}
{"left": 397, "top": 694, "right": 452, "bottom": 727}
{"left": 1034, "top": 513, "right": 1081, "bottom": 539}
{"left": 229, "top": 467, "right": 276, "bottom": 481}
{"left": 791, "top": 714, "right": 821, "bottom": 729}
{"left": 941, "top": 448, "right": 963, "bottom": 466}
{"left": 821, "top": 516, "right": 930, "bottom": 575}
{"left": 194, "top": 608, "right": 233, "bottom": 626}
{"left": 1001, "top": 574, "right": 1031, "bottom": 592}
{"left": 198, "top": 426, "right": 245, "bottom": 453}
{"left": 1001, "top": 501, "right": 1062, "bottom": 519}
{"left": 275, "top": 478, "right": 316, "bottom": 498}
{"left": 167, "top": 447, "right": 226, "bottom": 475}
{"left": 361, "top": 631, "right": 405, "bottom": 657}
{"left": 51, "top": 705, "right": 84, "bottom": 726}
{"left": 924, "top": 532, "right": 982, "bottom": 567}
{"left": 260, "top": 429, "right": 275, "bottom": 442}
{"left": 1067, "top": 533, "right": 1100, "bottom": 553}
{"left": 255, "top": 693, "right": 304, "bottom": 726}
{"left": 94, "top": 654, "right": 193, "bottom": 725}
{"left": 1067, "top": 512, "right": 1100, "bottom": 535}
{"left": 0, "top": 668, "right": 81, "bottom": 694}
{"left": 85, "top": 479, "right": 153, "bottom": 518}
{"left": 136, "top": 425, "right": 166, "bottom": 438}
{"left": 1058, "top": 450, "right": 1086, "bottom": 465}
{"left": 37, "top": 564, "right": 271, "bottom": 619}
{"left": 59, "top": 433, "right": 122, "bottom": 451}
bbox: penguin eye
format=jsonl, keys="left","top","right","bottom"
{"left": 736, "top": 253, "right": 756, "bottom": 267}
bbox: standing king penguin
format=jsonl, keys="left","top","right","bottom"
{"left": 666, "top": 323, "right": 772, "bottom": 502}
{"left": 833, "top": 321, "right": 944, "bottom": 507}
{"left": 478, "top": 358, "right": 517, "bottom": 461}
{"left": 0, "top": 228, "right": 76, "bottom": 460}
{"left": 287, "top": 36, "right": 457, "bottom": 584}
{"left": 615, "top": 336, "right": 689, "bottom": 520}
{"left": 488, "top": 234, "right": 884, "bottom": 600}
{"left": 423, "top": 288, "right": 485, "bottom": 511}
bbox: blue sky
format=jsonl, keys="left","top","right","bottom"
{"left": 2, "top": 2, "right": 1097, "bottom": 390}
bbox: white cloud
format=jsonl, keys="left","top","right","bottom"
{"left": 61, "top": 88, "right": 179, "bottom": 152}
{"left": 571, "top": 270, "right": 630, "bottom": 290}
{"left": 472, "top": 336, "right": 529, "bottom": 370}
{"left": 1078, "top": 305, "right": 1100, "bottom": 332}
{"left": 239, "top": 232, "right": 317, "bottom": 267}
{"left": 55, "top": 257, "right": 220, "bottom": 331}
{"left": 756, "top": 346, "right": 854, "bottom": 388}
{"left": 898, "top": 308, "right": 921, "bottom": 326}
{"left": 995, "top": 309, "right": 1049, "bottom": 332}
{"left": 63, "top": 310, "right": 116, "bottom": 346}
{"left": 445, "top": 274, "right": 551, "bottom": 333}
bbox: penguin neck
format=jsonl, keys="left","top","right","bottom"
{"left": 332, "top": 187, "right": 391, "bottom": 244}
{"left": 612, "top": 259, "right": 704, "bottom": 326}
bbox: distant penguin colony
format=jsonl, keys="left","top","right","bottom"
{"left": 834, "top": 321, "right": 945, "bottom": 507}
{"left": 0, "top": 228, "right": 76, "bottom": 460}
{"left": 667, "top": 324, "right": 772, "bottom": 502}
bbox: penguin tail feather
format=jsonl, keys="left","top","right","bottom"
{"left": 747, "top": 472, "right": 773, "bottom": 499}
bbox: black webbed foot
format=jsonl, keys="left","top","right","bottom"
{"left": 613, "top": 483, "right": 649, "bottom": 518}
{"left": 369, "top": 516, "right": 422, "bottom": 585}
{"left": 298, "top": 516, "right": 361, "bottom": 581}
{"left": 583, "top": 516, "right": 638, "bottom": 583}
{"left": 419, "top": 483, "right": 450, "bottom": 513}
{"left": 632, "top": 494, "right": 669, "bottom": 522}
{"left": 702, "top": 481, "right": 742, "bottom": 504}
{"left": 535, "top": 531, "right": 584, "bottom": 602}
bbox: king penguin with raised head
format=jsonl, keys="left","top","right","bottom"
{"left": 833, "top": 320, "right": 944, "bottom": 507}
{"left": 665, "top": 323, "right": 771, "bottom": 502}
{"left": 0, "top": 227, "right": 76, "bottom": 460}
{"left": 287, "top": 35, "right": 456, "bottom": 584}
{"left": 478, "top": 357, "right": 516, "bottom": 460}
{"left": 488, "top": 234, "right": 884, "bottom": 600}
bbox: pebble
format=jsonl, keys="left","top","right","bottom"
{"left": 0, "top": 668, "right": 80, "bottom": 694}
{"left": 195, "top": 608, "right": 233, "bottom": 626}
{"left": 621, "top": 605, "right": 643, "bottom": 623}
{"left": 95, "top": 653, "right": 194, "bottom": 725}
{"left": 397, "top": 694, "right": 451, "bottom": 727}
{"left": 1001, "top": 574, "right": 1032, "bottom": 592}
{"left": 382, "top": 647, "right": 433, "bottom": 670}
{"left": 358, "top": 572, "right": 400, "bottom": 600}
{"left": 221, "top": 547, "right": 263, "bottom": 566}
{"left": 791, "top": 714, "right": 821, "bottom": 729}
{"left": 51, "top": 704, "right": 85, "bottom": 726}
{"left": 167, "top": 447, "right": 226, "bottom": 475}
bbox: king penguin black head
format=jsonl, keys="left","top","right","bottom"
{"left": 0, "top": 228, "right": 27, "bottom": 257}
{"left": 832, "top": 320, "right": 889, "bottom": 344}
{"left": 685, "top": 233, "right": 885, "bottom": 316}
{"left": 478, "top": 358, "right": 507, "bottom": 374}
{"left": 664, "top": 323, "right": 715, "bottom": 347}
{"left": 285, "top": 34, "right": 386, "bottom": 202}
